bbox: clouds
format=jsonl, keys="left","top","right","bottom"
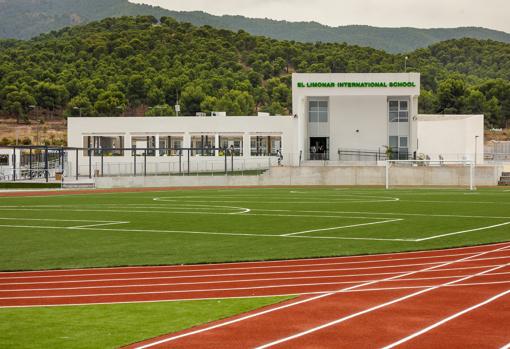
{"left": 130, "top": 0, "right": 510, "bottom": 32}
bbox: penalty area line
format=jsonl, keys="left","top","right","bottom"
{"left": 281, "top": 219, "right": 403, "bottom": 236}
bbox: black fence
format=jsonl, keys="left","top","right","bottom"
{"left": 338, "top": 148, "right": 413, "bottom": 162}
{"left": 0, "top": 145, "right": 273, "bottom": 182}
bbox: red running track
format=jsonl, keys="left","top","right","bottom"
{"left": 1, "top": 243, "right": 510, "bottom": 348}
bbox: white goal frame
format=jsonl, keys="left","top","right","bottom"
{"left": 385, "top": 160, "right": 476, "bottom": 191}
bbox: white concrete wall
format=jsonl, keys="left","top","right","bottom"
{"left": 95, "top": 165, "right": 502, "bottom": 188}
{"left": 416, "top": 115, "right": 484, "bottom": 163}
{"left": 329, "top": 95, "right": 388, "bottom": 158}
{"left": 292, "top": 73, "right": 421, "bottom": 159}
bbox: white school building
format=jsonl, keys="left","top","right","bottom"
{"left": 67, "top": 73, "right": 484, "bottom": 170}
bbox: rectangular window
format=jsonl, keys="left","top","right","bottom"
{"left": 219, "top": 136, "right": 243, "bottom": 156}
{"left": 132, "top": 136, "right": 156, "bottom": 156}
{"left": 399, "top": 137, "right": 408, "bottom": 148}
{"left": 250, "top": 136, "right": 282, "bottom": 156}
{"left": 309, "top": 99, "right": 328, "bottom": 123}
{"left": 191, "top": 135, "right": 215, "bottom": 156}
{"left": 159, "top": 136, "right": 184, "bottom": 156}
{"left": 83, "top": 136, "right": 124, "bottom": 156}
{"left": 389, "top": 136, "right": 399, "bottom": 148}
{"left": 0, "top": 154, "right": 8, "bottom": 166}
{"left": 389, "top": 99, "right": 409, "bottom": 123}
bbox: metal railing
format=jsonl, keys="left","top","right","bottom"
{"left": 0, "top": 145, "right": 281, "bottom": 182}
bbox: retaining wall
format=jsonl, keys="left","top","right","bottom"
{"left": 94, "top": 165, "right": 503, "bottom": 188}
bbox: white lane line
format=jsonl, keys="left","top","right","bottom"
{"left": 0, "top": 251, "right": 479, "bottom": 278}
{"left": 2, "top": 255, "right": 509, "bottom": 284}
{"left": 501, "top": 342, "right": 510, "bottom": 349}
{"left": 3, "top": 280, "right": 510, "bottom": 309}
{"left": 281, "top": 219, "right": 403, "bottom": 236}
{"left": 255, "top": 262, "right": 510, "bottom": 349}
{"left": 133, "top": 242, "right": 510, "bottom": 349}
{"left": 416, "top": 221, "right": 510, "bottom": 241}
{"left": 382, "top": 288, "right": 510, "bottom": 349}
{"left": 5, "top": 272, "right": 510, "bottom": 293}
{"left": 0, "top": 260, "right": 481, "bottom": 282}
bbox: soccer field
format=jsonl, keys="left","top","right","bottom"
{"left": 1, "top": 187, "right": 509, "bottom": 271}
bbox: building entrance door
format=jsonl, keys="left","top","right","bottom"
{"left": 309, "top": 137, "right": 329, "bottom": 160}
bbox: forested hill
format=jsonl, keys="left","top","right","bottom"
{"left": 0, "top": 16, "right": 509, "bottom": 130}
{"left": 2, "top": 0, "right": 510, "bottom": 53}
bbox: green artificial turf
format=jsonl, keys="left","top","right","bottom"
{"left": 0, "top": 187, "right": 509, "bottom": 270}
{"left": 0, "top": 296, "right": 293, "bottom": 349}
{"left": 0, "top": 182, "right": 61, "bottom": 189}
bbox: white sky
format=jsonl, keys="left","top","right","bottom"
{"left": 130, "top": 0, "right": 510, "bottom": 33}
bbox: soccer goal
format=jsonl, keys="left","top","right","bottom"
{"left": 385, "top": 159, "right": 476, "bottom": 190}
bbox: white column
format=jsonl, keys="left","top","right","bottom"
{"left": 155, "top": 134, "right": 160, "bottom": 157}
{"left": 243, "top": 133, "right": 251, "bottom": 158}
{"left": 214, "top": 134, "right": 220, "bottom": 156}
{"left": 183, "top": 132, "right": 191, "bottom": 148}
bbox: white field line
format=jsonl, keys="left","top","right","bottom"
{"left": 281, "top": 219, "right": 403, "bottom": 236}
{"left": 0, "top": 224, "right": 413, "bottom": 242}
{"left": 4, "top": 271, "right": 510, "bottom": 293}
{"left": 255, "top": 262, "right": 510, "bottom": 349}
{"left": 133, "top": 242, "right": 510, "bottom": 349}
{"left": 415, "top": 221, "right": 510, "bottom": 241}
{"left": 2, "top": 241, "right": 510, "bottom": 276}
{"left": 0, "top": 263, "right": 504, "bottom": 286}
{"left": 2, "top": 218, "right": 508, "bottom": 242}
{"left": 0, "top": 217, "right": 123, "bottom": 223}
{"left": 501, "top": 342, "right": 510, "bottom": 349}
{"left": 3, "top": 280, "right": 510, "bottom": 309}
{"left": 382, "top": 288, "right": 510, "bottom": 349}
{"left": 68, "top": 221, "right": 130, "bottom": 229}
{"left": 0, "top": 207, "right": 399, "bottom": 220}
{"left": 19, "top": 203, "right": 510, "bottom": 220}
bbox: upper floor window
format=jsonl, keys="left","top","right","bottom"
{"left": 389, "top": 100, "right": 409, "bottom": 123}
{"left": 309, "top": 100, "right": 328, "bottom": 123}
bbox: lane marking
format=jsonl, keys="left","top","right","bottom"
{"left": 2, "top": 255, "right": 509, "bottom": 283}
{"left": 501, "top": 342, "right": 510, "bottom": 349}
{"left": 3, "top": 280, "right": 510, "bottom": 309}
{"left": 133, "top": 241, "right": 510, "bottom": 348}
{"left": 4, "top": 271, "right": 509, "bottom": 293}
{"left": 281, "top": 219, "right": 403, "bottom": 236}
{"left": 255, "top": 262, "right": 510, "bottom": 349}
{"left": 382, "top": 288, "right": 510, "bottom": 349}
{"left": 1, "top": 263, "right": 504, "bottom": 287}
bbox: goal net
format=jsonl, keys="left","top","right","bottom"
{"left": 385, "top": 160, "right": 476, "bottom": 190}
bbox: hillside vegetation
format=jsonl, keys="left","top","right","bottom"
{"left": 0, "top": 16, "right": 509, "bottom": 144}
{"left": 1, "top": 0, "right": 510, "bottom": 53}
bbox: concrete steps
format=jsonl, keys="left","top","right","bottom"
{"left": 499, "top": 172, "right": 510, "bottom": 186}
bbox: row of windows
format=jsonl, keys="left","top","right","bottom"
{"left": 307, "top": 99, "right": 410, "bottom": 123}
{"left": 82, "top": 136, "right": 282, "bottom": 157}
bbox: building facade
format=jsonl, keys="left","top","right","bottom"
{"left": 66, "top": 73, "right": 484, "bottom": 168}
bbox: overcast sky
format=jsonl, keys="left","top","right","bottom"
{"left": 130, "top": 0, "right": 510, "bottom": 33}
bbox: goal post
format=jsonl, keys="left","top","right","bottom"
{"left": 385, "top": 159, "right": 476, "bottom": 191}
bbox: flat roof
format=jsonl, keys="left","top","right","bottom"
{"left": 417, "top": 114, "right": 483, "bottom": 121}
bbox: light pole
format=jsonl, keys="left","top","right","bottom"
{"left": 404, "top": 56, "right": 409, "bottom": 73}
{"left": 474, "top": 135, "right": 480, "bottom": 165}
